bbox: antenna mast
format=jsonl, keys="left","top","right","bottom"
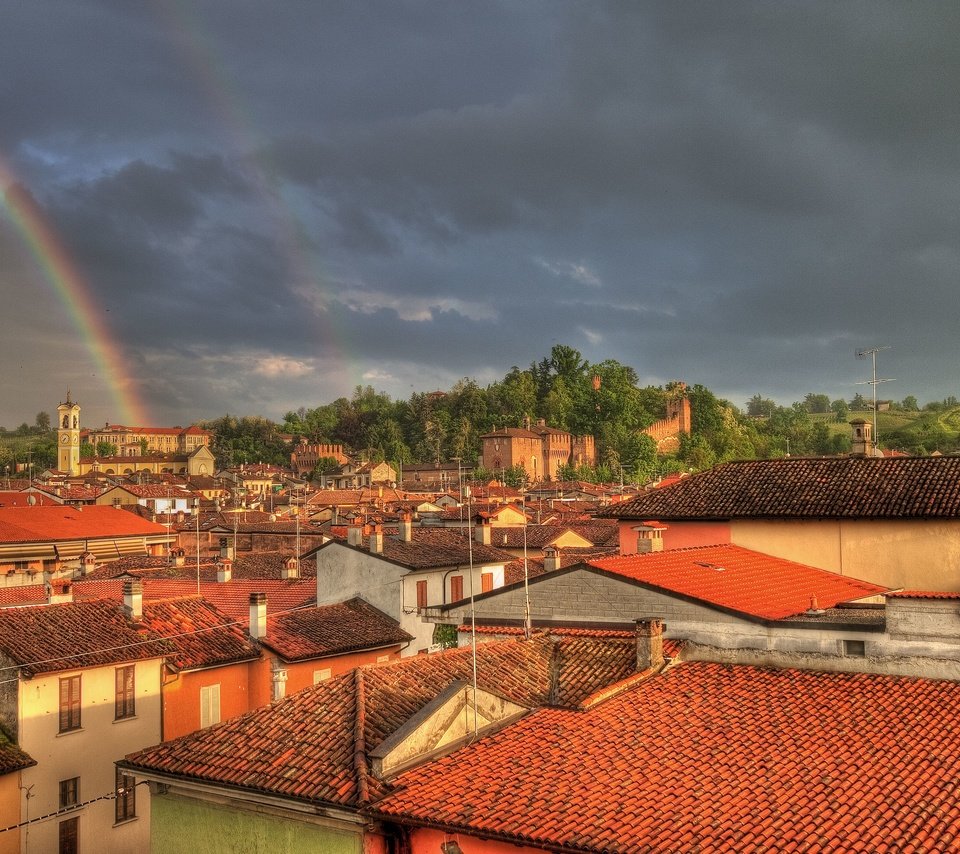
{"left": 855, "top": 346, "right": 895, "bottom": 447}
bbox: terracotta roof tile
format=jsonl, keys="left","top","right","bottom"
{"left": 600, "top": 456, "right": 960, "bottom": 520}
{"left": 0, "top": 729, "right": 34, "bottom": 774}
{"left": 124, "top": 635, "right": 641, "bottom": 808}
{"left": 0, "top": 505, "right": 169, "bottom": 543}
{"left": 587, "top": 545, "right": 886, "bottom": 620}
{"left": 311, "top": 530, "right": 514, "bottom": 570}
{"left": 370, "top": 662, "right": 960, "bottom": 852}
{"left": 0, "top": 600, "right": 170, "bottom": 676}
{"left": 262, "top": 598, "right": 412, "bottom": 661}
{"left": 139, "top": 598, "right": 260, "bottom": 670}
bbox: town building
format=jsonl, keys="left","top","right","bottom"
{"left": 598, "top": 455, "right": 960, "bottom": 590}
{"left": 0, "top": 597, "right": 168, "bottom": 853}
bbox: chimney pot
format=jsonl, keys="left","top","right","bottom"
{"left": 123, "top": 578, "right": 143, "bottom": 619}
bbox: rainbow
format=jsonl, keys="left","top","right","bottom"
{"left": 1, "top": 157, "right": 150, "bottom": 425}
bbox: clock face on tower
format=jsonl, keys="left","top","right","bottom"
{"left": 60, "top": 434, "right": 69, "bottom": 444}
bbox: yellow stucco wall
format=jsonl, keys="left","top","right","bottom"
{"left": 17, "top": 659, "right": 162, "bottom": 853}
{"left": 731, "top": 519, "right": 960, "bottom": 591}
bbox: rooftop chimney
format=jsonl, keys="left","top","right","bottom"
{"left": 171, "top": 547, "right": 186, "bottom": 567}
{"left": 249, "top": 592, "right": 267, "bottom": 639}
{"left": 369, "top": 523, "right": 384, "bottom": 554}
{"left": 633, "top": 522, "right": 666, "bottom": 554}
{"left": 635, "top": 618, "right": 665, "bottom": 672}
{"left": 347, "top": 518, "right": 363, "bottom": 547}
{"left": 123, "top": 578, "right": 143, "bottom": 620}
{"left": 46, "top": 580, "right": 73, "bottom": 606}
{"left": 399, "top": 511, "right": 413, "bottom": 542}
{"left": 281, "top": 556, "right": 300, "bottom": 580}
{"left": 474, "top": 516, "right": 491, "bottom": 546}
{"left": 216, "top": 557, "right": 233, "bottom": 583}
{"left": 850, "top": 418, "right": 877, "bottom": 457}
{"left": 542, "top": 546, "right": 561, "bottom": 573}
{"left": 219, "top": 536, "right": 234, "bottom": 560}
{"left": 78, "top": 551, "right": 97, "bottom": 577}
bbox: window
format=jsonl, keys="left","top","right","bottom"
{"left": 199, "top": 684, "right": 220, "bottom": 729}
{"left": 313, "top": 668, "right": 332, "bottom": 684}
{"left": 115, "top": 665, "right": 135, "bottom": 719}
{"left": 59, "top": 675, "right": 81, "bottom": 733}
{"left": 59, "top": 816, "right": 78, "bottom": 854}
{"left": 843, "top": 639, "right": 866, "bottom": 657}
{"left": 416, "top": 579, "right": 428, "bottom": 612}
{"left": 59, "top": 777, "right": 79, "bottom": 810}
{"left": 450, "top": 574, "right": 464, "bottom": 602}
{"left": 481, "top": 572, "right": 494, "bottom": 593}
{"left": 115, "top": 767, "right": 136, "bottom": 823}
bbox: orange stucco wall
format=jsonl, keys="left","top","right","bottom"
{"left": 0, "top": 773, "right": 21, "bottom": 854}
{"left": 617, "top": 519, "right": 730, "bottom": 553}
{"left": 280, "top": 646, "right": 405, "bottom": 696}
{"left": 407, "top": 826, "right": 543, "bottom": 854}
{"left": 162, "top": 661, "right": 256, "bottom": 740}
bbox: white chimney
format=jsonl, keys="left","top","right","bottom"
{"left": 78, "top": 551, "right": 97, "bottom": 577}
{"left": 281, "top": 556, "right": 299, "bottom": 580}
{"left": 123, "top": 578, "right": 143, "bottom": 620}
{"left": 369, "top": 523, "right": 384, "bottom": 555}
{"left": 347, "top": 519, "right": 363, "bottom": 547}
{"left": 219, "top": 536, "right": 234, "bottom": 560}
{"left": 399, "top": 511, "right": 413, "bottom": 542}
{"left": 216, "top": 557, "right": 232, "bottom": 583}
{"left": 474, "top": 517, "right": 491, "bottom": 546}
{"left": 249, "top": 592, "right": 267, "bottom": 639}
{"left": 633, "top": 522, "right": 666, "bottom": 554}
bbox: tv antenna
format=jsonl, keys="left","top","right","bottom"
{"left": 855, "top": 347, "right": 895, "bottom": 447}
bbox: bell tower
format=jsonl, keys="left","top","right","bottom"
{"left": 57, "top": 392, "right": 82, "bottom": 475}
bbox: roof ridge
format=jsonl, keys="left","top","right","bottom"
{"left": 353, "top": 668, "right": 370, "bottom": 803}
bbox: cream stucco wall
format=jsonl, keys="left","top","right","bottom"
{"left": 730, "top": 518, "right": 960, "bottom": 591}
{"left": 16, "top": 659, "right": 162, "bottom": 854}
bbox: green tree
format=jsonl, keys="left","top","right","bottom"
{"left": 34, "top": 412, "right": 51, "bottom": 433}
{"left": 96, "top": 441, "right": 118, "bottom": 457}
{"left": 900, "top": 396, "right": 919, "bottom": 412}
{"left": 803, "top": 393, "right": 831, "bottom": 414}
{"left": 746, "top": 395, "right": 777, "bottom": 418}
{"left": 831, "top": 399, "right": 849, "bottom": 423}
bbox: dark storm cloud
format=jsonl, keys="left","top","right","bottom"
{"left": 1, "top": 1, "right": 958, "bottom": 426}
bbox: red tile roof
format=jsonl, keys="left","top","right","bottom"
{"left": 0, "top": 600, "right": 170, "bottom": 676}
{"left": 262, "top": 598, "right": 412, "bottom": 661}
{"left": 0, "top": 505, "right": 170, "bottom": 543}
{"left": 139, "top": 598, "right": 260, "bottom": 671}
{"left": 887, "top": 590, "right": 960, "bottom": 600}
{"left": 586, "top": 545, "right": 886, "bottom": 620}
{"left": 600, "top": 456, "right": 960, "bottom": 520}
{"left": 123, "top": 634, "right": 643, "bottom": 809}
{"left": 0, "top": 730, "right": 34, "bottom": 775}
{"left": 310, "top": 530, "right": 514, "bottom": 570}
{"left": 370, "top": 661, "right": 960, "bottom": 852}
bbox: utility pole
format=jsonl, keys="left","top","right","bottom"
{"left": 856, "top": 347, "right": 895, "bottom": 447}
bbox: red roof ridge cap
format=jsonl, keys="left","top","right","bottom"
{"left": 353, "top": 668, "right": 370, "bottom": 803}
{"left": 579, "top": 661, "right": 670, "bottom": 710}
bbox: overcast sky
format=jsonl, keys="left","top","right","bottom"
{"left": 2, "top": 2, "right": 958, "bottom": 429}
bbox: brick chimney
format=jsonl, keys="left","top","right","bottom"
{"left": 123, "top": 578, "right": 143, "bottom": 620}
{"left": 249, "top": 592, "right": 267, "bottom": 639}
{"left": 171, "top": 547, "right": 186, "bottom": 567}
{"left": 369, "top": 523, "right": 384, "bottom": 554}
{"left": 399, "top": 511, "right": 413, "bottom": 542}
{"left": 216, "top": 557, "right": 232, "bottom": 583}
{"left": 474, "top": 516, "right": 491, "bottom": 546}
{"left": 542, "top": 546, "right": 561, "bottom": 573}
{"left": 635, "top": 618, "right": 665, "bottom": 671}
{"left": 281, "top": 556, "right": 300, "bottom": 580}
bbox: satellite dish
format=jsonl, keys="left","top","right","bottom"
{"left": 27, "top": 495, "right": 36, "bottom": 506}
